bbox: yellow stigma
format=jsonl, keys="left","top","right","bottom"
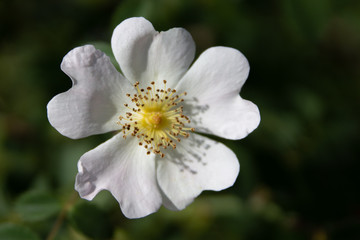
{"left": 146, "top": 112, "right": 162, "bottom": 127}
{"left": 117, "top": 80, "right": 195, "bottom": 157}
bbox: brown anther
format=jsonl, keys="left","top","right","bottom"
{"left": 118, "top": 81, "right": 193, "bottom": 156}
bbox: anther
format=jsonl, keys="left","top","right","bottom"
{"left": 118, "top": 80, "right": 193, "bottom": 157}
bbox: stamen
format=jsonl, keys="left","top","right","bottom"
{"left": 117, "top": 80, "right": 194, "bottom": 157}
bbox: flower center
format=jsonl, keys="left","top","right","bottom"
{"left": 117, "top": 80, "right": 194, "bottom": 157}
{"left": 147, "top": 112, "right": 162, "bottom": 126}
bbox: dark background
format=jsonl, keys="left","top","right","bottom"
{"left": 0, "top": 0, "right": 359, "bottom": 239}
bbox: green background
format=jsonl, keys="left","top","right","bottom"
{"left": 1, "top": 0, "right": 359, "bottom": 239}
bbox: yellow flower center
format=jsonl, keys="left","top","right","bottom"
{"left": 117, "top": 80, "right": 194, "bottom": 157}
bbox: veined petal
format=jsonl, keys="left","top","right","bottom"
{"left": 111, "top": 17, "right": 195, "bottom": 89}
{"left": 75, "top": 134, "right": 162, "bottom": 219}
{"left": 146, "top": 28, "right": 195, "bottom": 88}
{"left": 176, "top": 46, "right": 260, "bottom": 140}
{"left": 111, "top": 17, "right": 156, "bottom": 85}
{"left": 156, "top": 134, "right": 240, "bottom": 210}
{"left": 47, "top": 45, "right": 133, "bottom": 139}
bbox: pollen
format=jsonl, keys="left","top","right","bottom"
{"left": 117, "top": 80, "right": 194, "bottom": 157}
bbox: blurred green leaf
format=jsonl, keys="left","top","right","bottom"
{"left": 292, "top": 88, "right": 324, "bottom": 121}
{"left": 0, "top": 186, "right": 9, "bottom": 217}
{"left": 111, "top": 0, "right": 183, "bottom": 30}
{"left": 205, "top": 195, "right": 243, "bottom": 218}
{"left": 0, "top": 223, "right": 40, "bottom": 240}
{"left": 54, "top": 141, "right": 93, "bottom": 189}
{"left": 15, "top": 191, "right": 60, "bottom": 222}
{"left": 280, "top": 0, "right": 331, "bottom": 41}
{"left": 69, "top": 201, "right": 114, "bottom": 239}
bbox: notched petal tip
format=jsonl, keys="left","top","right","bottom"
{"left": 112, "top": 16, "right": 154, "bottom": 35}
{"left": 61, "top": 45, "right": 105, "bottom": 73}
{"left": 176, "top": 45, "right": 257, "bottom": 140}
{"left": 111, "top": 17, "right": 155, "bottom": 53}
{"left": 207, "top": 46, "right": 250, "bottom": 86}
{"left": 246, "top": 101, "right": 261, "bottom": 133}
{"left": 73, "top": 135, "right": 163, "bottom": 219}
{"left": 111, "top": 17, "right": 156, "bottom": 83}
{"left": 156, "top": 134, "right": 240, "bottom": 210}
{"left": 47, "top": 43, "right": 125, "bottom": 139}
{"left": 225, "top": 98, "right": 261, "bottom": 140}
{"left": 75, "top": 161, "right": 99, "bottom": 200}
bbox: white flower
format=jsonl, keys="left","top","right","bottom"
{"left": 47, "top": 17, "right": 260, "bottom": 218}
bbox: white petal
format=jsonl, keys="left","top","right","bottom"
{"left": 146, "top": 28, "right": 195, "bottom": 88}
{"left": 111, "top": 17, "right": 156, "bottom": 85}
{"left": 156, "top": 134, "right": 240, "bottom": 210}
{"left": 47, "top": 45, "right": 133, "bottom": 139}
{"left": 75, "top": 134, "right": 162, "bottom": 219}
{"left": 176, "top": 46, "right": 260, "bottom": 140}
{"left": 111, "top": 17, "right": 195, "bottom": 89}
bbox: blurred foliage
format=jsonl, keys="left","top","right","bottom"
{"left": 1, "top": 0, "right": 360, "bottom": 239}
{"left": 0, "top": 223, "right": 41, "bottom": 240}
{"left": 15, "top": 190, "right": 60, "bottom": 222}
